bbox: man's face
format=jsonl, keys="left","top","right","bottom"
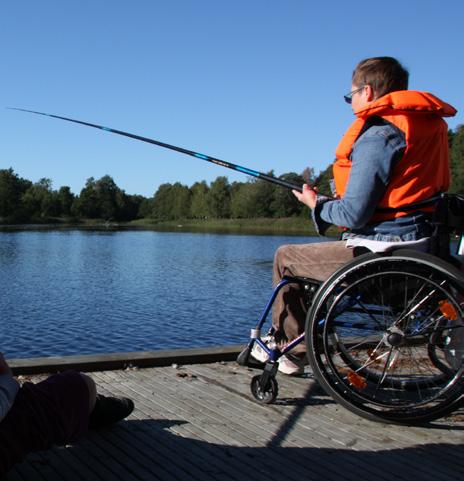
{"left": 350, "top": 84, "right": 368, "bottom": 112}
{"left": 350, "top": 84, "right": 375, "bottom": 112}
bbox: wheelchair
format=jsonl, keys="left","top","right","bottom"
{"left": 237, "top": 193, "right": 464, "bottom": 424}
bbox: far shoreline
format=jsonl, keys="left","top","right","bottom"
{"left": 0, "top": 217, "right": 339, "bottom": 237}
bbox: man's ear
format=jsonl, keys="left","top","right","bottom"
{"left": 365, "top": 84, "right": 375, "bottom": 101}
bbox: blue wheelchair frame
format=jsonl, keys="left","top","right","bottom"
{"left": 237, "top": 193, "right": 464, "bottom": 420}
{"left": 237, "top": 276, "right": 320, "bottom": 398}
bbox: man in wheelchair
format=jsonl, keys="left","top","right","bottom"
{"left": 242, "top": 56, "right": 463, "bottom": 423}
{"left": 251, "top": 56, "right": 460, "bottom": 376}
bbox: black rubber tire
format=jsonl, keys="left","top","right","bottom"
{"left": 305, "top": 250, "right": 464, "bottom": 424}
{"left": 250, "top": 375, "right": 279, "bottom": 404}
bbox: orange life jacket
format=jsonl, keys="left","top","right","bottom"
{"left": 333, "top": 90, "right": 457, "bottom": 222}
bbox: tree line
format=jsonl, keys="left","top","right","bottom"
{"left": 1, "top": 125, "right": 463, "bottom": 224}
{"left": 0, "top": 173, "right": 144, "bottom": 223}
{"left": 0, "top": 168, "right": 317, "bottom": 223}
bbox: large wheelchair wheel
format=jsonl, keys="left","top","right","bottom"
{"left": 306, "top": 249, "right": 464, "bottom": 424}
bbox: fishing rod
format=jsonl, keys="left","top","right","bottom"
{"left": 9, "top": 107, "right": 307, "bottom": 193}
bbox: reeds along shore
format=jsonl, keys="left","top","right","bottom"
{"left": 0, "top": 217, "right": 339, "bottom": 237}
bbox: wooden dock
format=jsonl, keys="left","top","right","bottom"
{"left": 4, "top": 359, "right": 464, "bottom": 481}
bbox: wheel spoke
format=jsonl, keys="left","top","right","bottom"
{"left": 310, "top": 255, "right": 464, "bottom": 423}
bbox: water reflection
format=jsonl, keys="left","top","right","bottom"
{"left": 0, "top": 230, "right": 320, "bottom": 358}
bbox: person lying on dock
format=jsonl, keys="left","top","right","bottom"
{"left": 251, "top": 56, "right": 457, "bottom": 376}
{"left": 0, "top": 352, "right": 134, "bottom": 476}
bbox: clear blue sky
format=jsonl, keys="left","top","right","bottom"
{"left": 1, "top": 0, "right": 463, "bottom": 197}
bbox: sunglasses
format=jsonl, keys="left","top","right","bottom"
{"left": 344, "top": 86, "right": 365, "bottom": 104}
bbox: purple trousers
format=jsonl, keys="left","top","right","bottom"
{"left": 0, "top": 371, "right": 90, "bottom": 477}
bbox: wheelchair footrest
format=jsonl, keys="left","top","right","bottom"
{"left": 236, "top": 345, "right": 265, "bottom": 368}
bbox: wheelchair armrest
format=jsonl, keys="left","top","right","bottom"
{"left": 282, "top": 275, "right": 322, "bottom": 287}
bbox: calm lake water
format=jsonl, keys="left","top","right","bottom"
{"left": 0, "top": 229, "right": 320, "bottom": 359}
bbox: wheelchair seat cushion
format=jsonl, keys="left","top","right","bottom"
{"left": 345, "top": 236, "right": 430, "bottom": 253}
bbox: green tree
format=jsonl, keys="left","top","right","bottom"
{"left": 230, "top": 182, "right": 255, "bottom": 218}
{"left": 207, "top": 176, "right": 231, "bottom": 218}
{"left": 450, "top": 124, "right": 464, "bottom": 194}
{"left": 138, "top": 197, "right": 154, "bottom": 219}
{"left": 72, "top": 175, "right": 132, "bottom": 220}
{"left": 190, "top": 181, "right": 209, "bottom": 218}
{"left": 73, "top": 177, "right": 99, "bottom": 218}
{"left": 22, "top": 178, "right": 57, "bottom": 219}
{"left": 270, "top": 172, "right": 306, "bottom": 217}
{"left": 170, "top": 182, "right": 191, "bottom": 219}
{"left": 448, "top": 128, "right": 455, "bottom": 149}
{"left": 0, "top": 168, "right": 32, "bottom": 221}
{"left": 95, "top": 175, "right": 120, "bottom": 220}
{"left": 314, "top": 164, "right": 333, "bottom": 197}
{"left": 122, "top": 194, "right": 145, "bottom": 221}
{"left": 229, "top": 175, "right": 276, "bottom": 218}
{"left": 152, "top": 183, "right": 174, "bottom": 220}
{"left": 56, "top": 186, "right": 75, "bottom": 217}
{"left": 251, "top": 174, "right": 276, "bottom": 218}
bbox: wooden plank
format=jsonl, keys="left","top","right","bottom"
{"left": 182, "top": 363, "right": 464, "bottom": 481}
{"left": 61, "top": 438, "right": 137, "bottom": 481}
{"left": 5, "top": 362, "right": 464, "bottom": 481}
{"left": 175, "top": 365, "right": 392, "bottom": 481}
{"left": 9, "top": 345, "right": 244, "bottom": 375}
{"left": 32, "top": 447, "right": 96, "bottom": 481}
{"left": 92, "top": 371, "right": 269, "bottom": 481}
{"left": 119, "top": 368, "right": 388, "bottom": 481}
{"left": 129, "top": 371, "right": 310, "bottom": 481}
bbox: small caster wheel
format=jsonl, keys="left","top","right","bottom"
{"left": 250, "top": 375, "right": 278, "bottom": 404}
